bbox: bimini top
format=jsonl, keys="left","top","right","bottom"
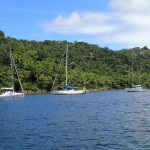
{"left": 1, "top": 87, "right": 13, "bottom": 90}
{"left": 65, "top": 85, "right": 77, "bottom": 89}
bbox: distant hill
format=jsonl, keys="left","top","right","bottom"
{"left": 0, "top": 30, "right": 150, "bottom": 92}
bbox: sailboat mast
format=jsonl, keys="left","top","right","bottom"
{"left": 66, "top": 45, "right": 68, "bottom": 85}
{"left": 9, "top": 47, "right": 14, "bottom": 92}
{"left": 131, "top": 60, "right": 134, "bottom": 87}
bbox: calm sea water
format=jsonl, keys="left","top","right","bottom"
{"left": 0, "top": 90, "right": 150, "bottom": 150}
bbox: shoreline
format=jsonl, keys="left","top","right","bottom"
{"left": 23, "top": 88, "right": 113, "bottom": 94}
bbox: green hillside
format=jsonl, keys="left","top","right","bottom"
{"left": 0, "top": 31, "right": 150, "bottom": 92}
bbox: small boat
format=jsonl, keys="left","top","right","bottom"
{"left": 125, "top": 85, "right": 146, "bottom": 92}
{"left": 0, "top": 47, "right": 24, "bottom": 98}
{"left": 0, "top": 87, "right": 24, "bottom": 98}
{"left": 51, "top": 45, "right": 86, "bottom": 95}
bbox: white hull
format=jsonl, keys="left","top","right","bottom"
{"left": 52, "top": 89, "right": 86, "bottom": 95}
{"left": 0, "top": 91, "right": 24, "bottom": 98}
{"left": 125, "top": 87, "right": 146, "bottom": 92}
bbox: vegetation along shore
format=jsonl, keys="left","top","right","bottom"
{"left": 0, "top": 30, "right": 150, "bottom": 93}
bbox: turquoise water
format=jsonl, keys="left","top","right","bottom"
{"left": 0, "top": 90, "right": 150, "bottom": 150}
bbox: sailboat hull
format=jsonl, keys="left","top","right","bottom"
{"left": 0, "top": 91, "right": 24, "bottom": 98}
{"left": 52, "top": 90, "right": 86, "bottom": 95}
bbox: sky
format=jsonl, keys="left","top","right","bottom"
{"left": 0, "top": 0, "right": 150, "bottom": 50}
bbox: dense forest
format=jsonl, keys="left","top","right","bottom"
{"left": 0, "top": 30, "right": 150, "bottom": 92}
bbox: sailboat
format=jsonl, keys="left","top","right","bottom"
{"left": 51, "top": 45, "right": 86, "bottom": 95}
{"left": 125, "top": 58, "right": 145, "bottom": 92}
{"left": 0, "top": 47, "right": 24, "bottom": 98}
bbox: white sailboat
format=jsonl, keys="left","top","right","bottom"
{"left": 51, "top": 45, "right": 86, "bottom": 95}
{"left": 0, "top": 47, "right": 24, "bottom": 98}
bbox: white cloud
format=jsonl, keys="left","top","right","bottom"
{"left": 106, "top": 0, "right": 150, "bottom": 48}
{"left": 41, "top": 0, "right": 150, "bottom": 49}
{"left": 41, "top": 11, "right": 116, "bottom": 34}
{"left": 109, "top": 0, "right": 150, "bottom": 13}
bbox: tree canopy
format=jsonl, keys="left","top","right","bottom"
{"left": 0, "top": 30, "right": 149, "bottom": 92}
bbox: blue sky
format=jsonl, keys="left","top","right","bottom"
{"left": 0, "top": 0, "right": 150, "bottom": 50}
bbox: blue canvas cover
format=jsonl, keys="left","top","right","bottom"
{"left": 65, "top": 85, "right": 77, "bottom": 89}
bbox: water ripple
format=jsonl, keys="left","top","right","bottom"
{"left": 0, "top": 90, "right": 150, "bottom": 149}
